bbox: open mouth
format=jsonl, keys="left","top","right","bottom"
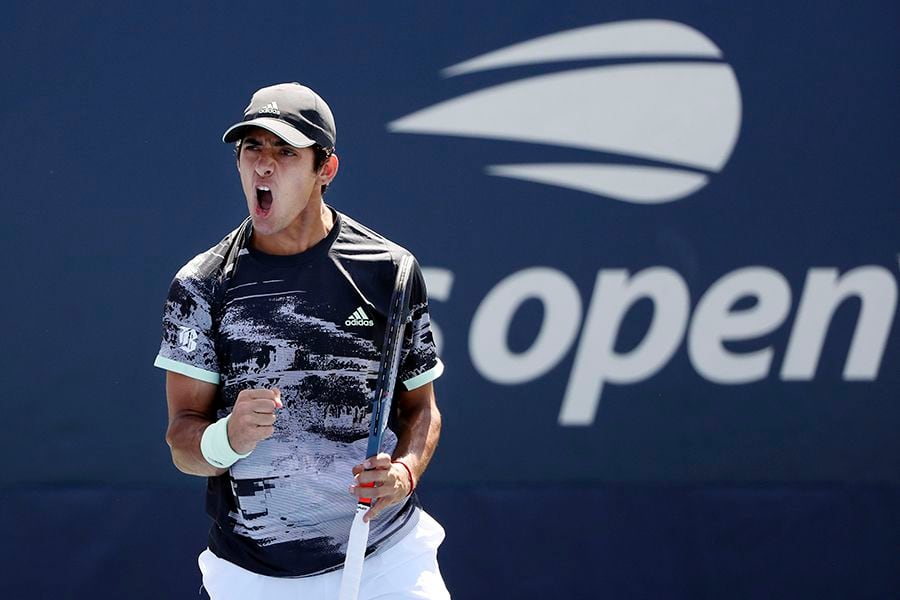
{"left": 256, "top": 185, "right": 273, "bottom": 214}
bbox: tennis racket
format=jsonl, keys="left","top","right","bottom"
{"left": 338, "top": 254, "right": 415, "bottom": 600}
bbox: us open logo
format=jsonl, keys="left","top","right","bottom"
{"left": 391, "top": 20, "right": 897, "bottom": 428}
{"left": 389, "top": 20, "right": 742, "bottom": 204}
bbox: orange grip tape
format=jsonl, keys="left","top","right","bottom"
{"left": 359, "top": 481, "right": 375, "bottom": 505}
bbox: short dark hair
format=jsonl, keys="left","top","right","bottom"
{"left": 235, "top": 140, "right": 335, "bottom": 195}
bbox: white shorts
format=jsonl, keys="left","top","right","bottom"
{"left": 199, "top": 511, "right": 450, "bottom": 600}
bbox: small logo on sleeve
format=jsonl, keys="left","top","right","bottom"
{"left": 178, "top": 326, "right": 199, "bottom": 352}
{"left": 345, "top": 307, "right": 374, "bottom": 327}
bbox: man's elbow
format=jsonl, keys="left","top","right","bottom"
{"left": 165, "top": 422, "right": 204, "bottom": 476}
{"left": 165, "top": 436, "right": 194, "bottom": 475}
{"left": 431, "top": 402, "right": 442, "bottom": 434}
{"left": 165, "top": 422, "right": 187, "bottom": 462}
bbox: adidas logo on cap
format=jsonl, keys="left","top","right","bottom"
{"left": 345, "top": 307, "right": 374, "bottom": 327}
{"left": 258, "top": 101, "right": 280, "bottom": 116}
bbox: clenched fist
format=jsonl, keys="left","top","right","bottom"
{"left": 227, "top": 388, "right": 282, "bottom": 455}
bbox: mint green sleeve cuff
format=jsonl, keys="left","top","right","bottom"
{"left": 154, "top": 355, "right": 220, "bottom": 385}
{"left": 402, "top": 360, "right": 445, "bottom": 391}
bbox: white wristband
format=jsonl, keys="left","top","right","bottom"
{"left": 200, "top": 414, "right": 251, "bottom": 468}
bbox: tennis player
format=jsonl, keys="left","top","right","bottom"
{"left": 154, "top": 82, "right": 449, "bottom": 599}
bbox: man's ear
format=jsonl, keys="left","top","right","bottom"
{"left": 319, "top": 153, "right": 339, "bottom": 184}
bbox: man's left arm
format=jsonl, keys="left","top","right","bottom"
{"left": 350, "top": 381, "right": 441, "bottom": 521}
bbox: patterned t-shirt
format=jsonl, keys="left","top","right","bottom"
{"left": 154, "top": 209, "right": 443, "bottom": 577}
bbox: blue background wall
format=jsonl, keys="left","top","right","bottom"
{"left": 1, "top": 2, "right": 897, "bottom": 598}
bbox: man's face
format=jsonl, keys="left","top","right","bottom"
{"left": 237, "top": 127, "right": 322, "bottom": 237}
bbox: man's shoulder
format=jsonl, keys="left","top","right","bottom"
{"left": 173, "top": 220, "right": 248, "bottom": 283}
{"left": 331, "top": 210, "right": 420, "bottom": 311}
{"left": 333, "top": 210, "right": 414, "bottom": 265}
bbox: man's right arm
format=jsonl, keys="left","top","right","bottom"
{"left": 165, "top": 371, "right": 226, "bottom": 477}
{"left": 164, "top": 371, "right": 283, "bottom": 477}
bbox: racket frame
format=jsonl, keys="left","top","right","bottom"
{"left": 338, "top": 254, "right": 415, "bottom": 600}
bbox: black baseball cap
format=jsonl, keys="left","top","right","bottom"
{"left": 222, "top": 82, "right": 336, "bottom": 149}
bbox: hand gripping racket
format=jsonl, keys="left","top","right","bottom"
{"left": 338, "top": 254, "right": 415, "bottom": 600}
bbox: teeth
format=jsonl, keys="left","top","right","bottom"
{"left": 256, "top": 185, "right": 270, "bottom": 191}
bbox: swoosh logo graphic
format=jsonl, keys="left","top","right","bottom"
{"left": 389, "top": 20, "right": 742, "bottom": 204}
{"left": 486, "top": 164, "right": 708, "bottom": 204}
{"left": 442, "top": 19, "right": 723, "bottom": 76}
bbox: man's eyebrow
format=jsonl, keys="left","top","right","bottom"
{"left": 242, "top": 136, "right": 290, "bottom": 147}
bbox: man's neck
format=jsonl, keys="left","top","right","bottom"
{"left": 251, "top": 201, "right": 335, "bottom": 256}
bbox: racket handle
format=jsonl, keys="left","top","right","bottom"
{"left": 339, "top": 506, "right": 370, "bottom": 600}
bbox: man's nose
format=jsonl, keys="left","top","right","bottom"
{"left": 255, "top": 153, "right": 274, "bottom": 176}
